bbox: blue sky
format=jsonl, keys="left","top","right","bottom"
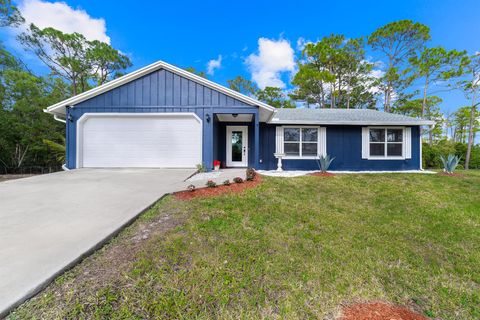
{"left": 2, "top": 0, "right": 480, "bottom": 115}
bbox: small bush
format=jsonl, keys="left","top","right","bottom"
{"left": 316, "top": 154, "right": 335, "bottom": 172}
{"left": 246, "top": 168, "right": 256, "bottom": 181}
{"left": 206, "top": 180, "right": 217, "bottom": 188}
{"left": 187, "top": 184, "right": 195, "bottom": 192}
{"left": 223, "top": 179, "right": 231, "bottom": 186}
{"left": 440, "top": 154, "right": 461, "bottom": 173}
{"left": 196, "top": 163, "right": 207, "bottom": 173}
{"left": 233, "top": 177, "right": 243, "bottom": 183}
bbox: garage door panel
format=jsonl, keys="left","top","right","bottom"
{"left": 80, "top": 114, "right": 202, "bottom": 168}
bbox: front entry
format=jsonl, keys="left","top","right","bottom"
{"left": 226, "top": 126, "right": 248, "bottom": 167}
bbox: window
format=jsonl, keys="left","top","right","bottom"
{"left": 284, "top": 127, "right": 318, "bottom": 157}
{"left": 369, "top": 128, "right": 403, "bottom": 158}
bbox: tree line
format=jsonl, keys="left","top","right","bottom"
{"left": 0, "top": 0, "right": 478, "bottom": 171}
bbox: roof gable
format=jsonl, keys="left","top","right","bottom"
{"left": 45, "top": 61, "right": 275, "bottom": 115}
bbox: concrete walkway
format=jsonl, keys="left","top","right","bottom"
{"left": 185, "top": 168, "right": 247, "bottom": 186}
{"left": 0, "top": 168, "right": 195, "bottom": 317}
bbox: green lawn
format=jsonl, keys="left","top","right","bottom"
{"left": 10, "top": 171, "right": 480, "bottom": 319}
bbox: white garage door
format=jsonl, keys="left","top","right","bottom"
{"left": 78, "top": 113, "right": 202, "bottom": 168}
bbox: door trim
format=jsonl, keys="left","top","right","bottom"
{"left": 76, "top": 112, "right": 202, "bottom": 168}
{"left": 226, "top": 126, "right": 248, "bottom": 167}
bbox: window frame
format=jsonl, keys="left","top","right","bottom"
{"left": 367, "top": 126, "right": 405, "bottom": 160}
{"left": 283, "top": 126, "right": 320, "bottom": 159}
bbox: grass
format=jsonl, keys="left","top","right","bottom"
{"left": 10, "top": 171, "right": 480, "bottom": 319}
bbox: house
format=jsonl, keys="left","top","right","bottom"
{"left": 45, "top": 61, "right": 435, "bottom": 172}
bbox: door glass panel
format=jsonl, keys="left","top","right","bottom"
{"left": 231, "top": 131, "right": 243, "bottom": 162}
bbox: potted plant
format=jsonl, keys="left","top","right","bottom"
{"left": 213, "top": 160, "right": 221, "bottom": 171}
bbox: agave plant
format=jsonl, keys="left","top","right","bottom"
{"left": 316, "top": 154, "right": 335, "bottom": 173}
{"left": 440, "top": 154, "right": 461, "bottom": 174}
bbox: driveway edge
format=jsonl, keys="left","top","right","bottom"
{"left": 2, "top": 193, "right": 170, "bottom": 319}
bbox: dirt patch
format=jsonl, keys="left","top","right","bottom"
{"left": 309, "top": 172, "right": 335, "bottom": 177}
{"left": 340, "top": 302, "right": 428, "bottom": 320}
{"left": 437, "top": 172, "right": 463, "bottom": 177}
{"left": 175, "top": 175, "right": 262, "bottom": 200}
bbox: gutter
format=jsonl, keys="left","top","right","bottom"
{"left": 53, "top": 115, "right": 66, "bottom": 123}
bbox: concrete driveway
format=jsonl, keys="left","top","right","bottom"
{"left": 0, "top": 168, "right": 195, "bottom": 317}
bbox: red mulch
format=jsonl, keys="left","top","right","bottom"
{"left": 174, "top": 174, "right": 262, "bottom": 200}
{"left": 309, "top": 172, "right": 335, "bottom": 177}
{"left": 340, "top": 302, "right": 428, "bottom": 320}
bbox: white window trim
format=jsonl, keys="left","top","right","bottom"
{"left": 282, "top": 126, "right": 320, "bottom": 159}
{"left": 366, "top": 126, "right": 406, "bottom": 160}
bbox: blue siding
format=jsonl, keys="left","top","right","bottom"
{"left": 214, "top": 122, "right": 255, "bottom": 167}
{"left": 258, "top": 124, "right": 421, "bottom": 171}
{"left": 66, "top": 68, "right": 256, "bottom": 169}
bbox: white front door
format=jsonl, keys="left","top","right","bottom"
{"left": 226, "top": 126, "right": 248, "bottom": 167}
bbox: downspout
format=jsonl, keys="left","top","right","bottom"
{"left": 49, "top": 110, "right": 69, "bottom": 170}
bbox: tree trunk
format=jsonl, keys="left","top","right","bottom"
{"left": 465, "top": 87, "right": 478, "bottom": 170}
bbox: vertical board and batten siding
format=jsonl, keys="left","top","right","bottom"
{"left": 257, "top": 124, "right": 421, "bottom": 171}
{"left": 66, "top": 68, "right": 258, "bottom": 169}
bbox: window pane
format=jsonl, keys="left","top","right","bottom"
{"left": 231, "top": 131, "right": 243, "bottom": 161}
{"left": 387, "top": 129, "right": 403, "bottom": 142}
{"left": 284, "top": 143, "right": 300, "bottom": 156}
{"left": 369, "top": 129, "right": 385, "bottom": 142}
{"left": 284, "top": 128, "right": 300, "bottom": 141}
{"left": 370, "top": 143, "right": 385, "bottom": 156}
{"left": 302, "top": 128, "right": 318, "bottom": 142}
{"left": 302, "top": 143, "right": 317, "bottom": 156}
{"left": 387, "top": 143, "right": 402, "bottom": 156}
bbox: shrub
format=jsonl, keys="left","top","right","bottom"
{"left": 440, "top": 154, "right": 461, "bottom": 174}
{"left": 246, "top": 168, "right": 256, "bottom": 181}
{"left": 205, "top": 180, "right": 217, "bottom": 188}
{"left": 187, "top": 184, "right": 196, "bottom": 192}
{"left": 196, "top": 163, "right": 206, "bottom": 173}
{"left": 233, "top": 177, "right": 243, "bottom": 183}
{"left": 316, "top": 154, "right": 335, "bottom": 173}
{"left": 223, "top": 179, "right": 231, "bottom": 186}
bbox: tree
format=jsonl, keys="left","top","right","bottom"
{"left": 18, "top": 25, "right": 90, "bottom": 95}
{"left": 227, "top": 75, "right": 258, "bottom": 96}
{"left": 292, "top": 35, "right": 378, "bottom": 109}
{"left": 409, "top": 46, "right": 468, "bottom": 142}
{"left": 257, "top": 86, "right": 295, "bottom": 108}
{"left": 0, "top": 0, "right": 24, "bottom": 27}
{"left": 394, "top": 96, "right": 444, "bottom": 143}
{"left": 459, "top": 53, "right": 480, "bottom": 169}
{"left": 368, "top": 20, "right": 430, "bottom": 112}
{"left": 18, "top": 25, "right": 131, "bottom": 95}
{"left": 184, "top": 66, "right": 206, "bottom": 78}
{"left": 87, "top": 40, "right": 132, "bottom": 85}
{"left": 0, "top": 69, "right": 67, "bottom": 169}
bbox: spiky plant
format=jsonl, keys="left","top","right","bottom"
{"left": 440, "top": 154, "right": 461, "bottom": 174}
{"left": 316, "top": 154, "right": 335, "bottom": 173}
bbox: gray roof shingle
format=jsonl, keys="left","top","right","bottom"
{"left": 268, "top": 108, "right": 434, "bottom": 125}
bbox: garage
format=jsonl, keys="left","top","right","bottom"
{"left": 77, "top": 113, "right": 202, "bottom": 168}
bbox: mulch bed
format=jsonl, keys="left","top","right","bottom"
{"left": 309, "top": 172, "right": 335, "bottom": 177}
{"left": 340, "top": 302, "right": 428, "bottom": 320}
{"left": 174, "top": 174, "right": 262, "bottom": 200}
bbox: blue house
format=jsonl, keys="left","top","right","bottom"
{"left": 45, "top": 61, "right": 434, "bottom": 172}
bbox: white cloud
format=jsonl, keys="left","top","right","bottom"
{"left": 18, "top": 0, "right": 110, "bottom": 43}
{"left": 206, "top": 55, "right": 222, "bottom": 75}
{"left": 245, "top": 38, "right": 296, "bottom": 89}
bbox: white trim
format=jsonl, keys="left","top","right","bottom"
{"left": 45, "top": 60, "right": 275, "bottom": 115}
{"left": 282, "top": 126, "right": 321, "bottom": 160}
{"left": 365, "top": 126, "right": 406, "bottom": 160}
{"left": 419, "top": 131, "right": 423, "bottom": 170}
{"left": 53, "top": 115, "right": 66, "bottom": 123}
{"left": 226, "top": 126, "right": 248, "bottom": 167}
{"left": 269, "top": 119, "right": 435, "bottom": 126}
{"left": 404, "top": 127, "right": 412, "bottom": 159}
{"left": 275, "top": 126, "right": 284, "bottom": 155}
{"left": 76, "top": 112, "right": 202, "bottom": 168}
